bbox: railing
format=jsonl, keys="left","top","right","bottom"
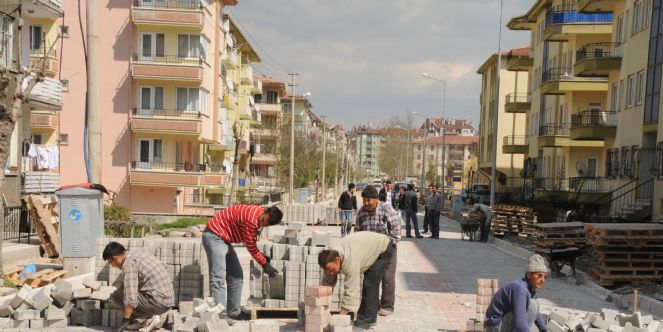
{"left": 29, "top": 47, "right": 56, "bottom": 58}
{"left": 539, "top": 123, "right": 570, "bottom": 136}
{"left": 133, "top": 0, "right": 202, "bottom": 9}
{"left": 3, "top": 206, "right": 36, "bottom": 242}
{"left": 505, "top": 93, "right": 531, "bottom": 104}
{"left": 571, "top": 110, "right": 617, "bottom": 128}
{"left": 132, "top": 53, "right": 202, "bottom": 65}
{"left": 535, "top": 177, "right": 568, "bottom": 190}
{"left": 185, "top": 193, "right": 279, "bottom": 206}
{"left": 503, "top": 135, "right": 528, "bottom": 146}
{"left": 576, "top": 42, "right": 622, "bottom": 62}
{"left": 132, "top": 108, "right": 201, "bottom": 118}
{"left": 544, "top": 5, "right": 613, "bottom": 29}
{"left": 568, "top": 177, "right": 613, "bottom": 192}
{"left": 608, "top": 177, "right": 655, "bottom": 217}
{"left": 131, "top": 161, "right": 207, "bottom": 172}
{"left": 507, "top": 48, "right": 532, "bottom": 59}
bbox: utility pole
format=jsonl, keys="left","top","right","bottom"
{"left": 288, "top": 73, "right": 299, "bottom": 204}
{"left": 406, "top": 125, "right": 410, "bottom": 180}
{"left": 321, "top": 115, "right": 328, "bottom": 201}
{"left": 87, "top": 0, "right": 102, "bottom": 183}
{"left": 420, "top": 119, "right": 428, "bottom": 189}
{"left": 334, "top": 135, "right": 339, "bottom": 197}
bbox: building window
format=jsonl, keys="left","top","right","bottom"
{"left": 266, "top": 91, "right": 278, "bottom": 104}
{"left": 140, "top": 33, "right": 165, "bottom": 57}
{"left": 644, "top": 0, "right": 652, "bottom": 29}
{"left": 177, "top": 87, "right": 200, "bottom": 112}
{"left": 61, "top": 79, "right": 69, "bottom": 92}
{"left": 0, "top": 15, "right": 13, "bottom": 69}
{"left": 626, "top": 74, "right": 636, "bottom": 108}
{"left": 29, "top": 25, "right": 43, "bottom": 51}
{"left": 636, "top": 70, "right": 645, "bottom": 105}
{"left": 611, "top": 82, "right": 619, "bottom": 111}
{"left": 177, "top": 34, "right": 202, "bottom": 59}
{"left": 59, "top": 133, "right": 68, "bottom": 146}
{"left": 60, "top": 25, "right": 69, "bottom": 38}
{"left": 138, "top": 139, "right": 163, "bottom": 163}
{"left": 32, "top": 134, "right": 42, "bottom": 145}
{"left": 140, "top": 86, "right": 164, "bottom": 110}
{"left": 618, "top": 79, "right": 625, "bottom": 111}
{"left": 633, "top": 1, "right": 642, "bottom": 34}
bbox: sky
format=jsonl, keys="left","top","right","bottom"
{"left": 230, "top": 0, "right": 534, "bottom": 130}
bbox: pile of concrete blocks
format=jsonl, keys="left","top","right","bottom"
{"left": 543, "top": 307, "right": 663, "bottom": 332}
{"left": 169, "top": 297, "right": 230, "bottom": 332}
{"left": 303, "top": 286, "right": 333, "bottom": 332}
{"left": 249, "top": 319, "right": 279, "bottom": 332}
{"left": 95, "top": 237, "right": 209, "bottom": 305}
{"left": 0, "top": 275, "right": 123, "bottom": 329}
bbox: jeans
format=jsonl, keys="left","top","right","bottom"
{"left": 480, "top": 219, "right": 489, "bottom": 242}
{"left": 404, "top": 210, "right": 421, "bottom": 237}
{"left": 202, "top": 229, "right": 244, "bottom": 317}
{"left": 356, "top": 243, "right": 394, "bottom": 326}
{"left": 430, "top": 210, "right": 440, "bottom": 238}
{"left": 484, "top": 298, "right": 540, "bottom": 332}
{"left": 423, "top": 208, "right": 429, "bottom": 232}
{"left": 111, "top": 288, "right": 171, "bottom": 320}
{"left": 380, "top": 245, "right": 397, "bottom": 311}
{"left": 340, "top": 210, "right": 353, "bottom": 237}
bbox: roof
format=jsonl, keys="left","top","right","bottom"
{"left": 507, "top": 0, "right": 551, "bottom": 30}
{"left": 225, "top": 16, "right": 261, "bottom": 63}
{"left": 477, "top": 46, "right": 531, "bottom": 73}
{"left": 255, "top": 76, "right": 287, "bottom": 96}
{"left": 423, "top": 118, "right": 476, "bottom": 131}
{"left": 416, "top": 135, "right": 479, "bottom": 146}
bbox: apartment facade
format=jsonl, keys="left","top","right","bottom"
{"left": 350, "top": 126, "right": 383, "bottom": 179}
{"left": 413, "top": 135, "right": 479, "bottom": 190}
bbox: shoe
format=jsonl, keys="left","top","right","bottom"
{"left": 428, "top": 236, "right": 438, "bottom": 239}
{"left": 355, "top": 322, "right": 377, "bottom": 330}
{"left": 139, "top": 315, "right": 162, "bottom": 332}
{"left": 378, "top": 309, "right": 394, "bottom": 316}
{"left": 406, "top": 235, "right": 412, "bottom": 238}
{"left": 415, "top": 236, "right": 423, "bottom": 239}
{"left": 228, "top": 311, "right": 251, "bottom": 321}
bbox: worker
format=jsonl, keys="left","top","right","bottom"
{"left": 318, "top": 231, "right": 394, "bottom": 330}
{"left": 103, "top": 242, "right": 173, "bottom": 332}
{"left": 471, "top": 203, "right": 492, "bottom": 243}
{"left": 202, "top": 205, "right": 283, "bottom": 322}
{"left": 355, "top": 185, "right": 401, "bottom": 316}
{"left": 484, "top": 254, "right": 549, "bottom": 332}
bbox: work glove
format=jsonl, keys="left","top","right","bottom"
{"left": 262, "top": 253, "right": 271, "bottom": 264}
{"left": 262, "top": 262, "right": 279, "bottom": 278}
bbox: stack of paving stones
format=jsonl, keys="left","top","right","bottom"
{"left": 475, "top": 279, "right": 499, "bottom": 324}
{"left": 170, "top": 297, "right": 230, "bottom": 332}
{"left": 0, "top": 276, "right": 123, "bottom": 329}
{"left": 330, "top": 314, "right": 352, "bottom": 332}
{"left": 249, "top": 223, "right": 342, "bottom": 310}
{"left": 543, "top": 307, "right": 663, "bottom": 332}
{"left": 95, "top": 237, "right": 209, "bottom": 304}
{"left": 490, "top": 204, "right": 538, "bottom": 238}
{"left": 534, "top": 222, "right": 586, "bottom": 249}
{"left": 303, "top": 286, "right": 333, "bottom": 332}
{"left": 584, "top": 223, "right": 663, "bottom": 286}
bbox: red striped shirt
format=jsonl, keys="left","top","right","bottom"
{"left": 206, "top": 205, "right": 266, "bottom": 265}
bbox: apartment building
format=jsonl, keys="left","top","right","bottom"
{"left": 413, "top": 135, "right": 479, "bottom": 190}
{"left": 476, "top": 47, "right": 530, "bottom": 191}
{"left": 420, "top": 117, "right": 478, "bottom": 136}
{"left": 350, "top": 126, "right": 383, "bottom": 179}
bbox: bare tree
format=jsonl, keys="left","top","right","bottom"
{"left": 228, "top": 122, "right": 244, "bottom": 206}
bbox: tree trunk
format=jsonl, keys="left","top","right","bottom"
{"left": 228, "top": 123, "right": 242, "bottom": 206}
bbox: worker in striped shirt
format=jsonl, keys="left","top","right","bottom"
{"left": 202, "top": 204, "right": 283, "bottom": 321}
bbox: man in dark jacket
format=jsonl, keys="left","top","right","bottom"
{"left": 403, "top": 184, "right": 422, "bottom": 238}
{"left": 378, "top": 180, "right": 397, "bottom": 209}
{"left": 338, "top": 183, "right": 358, "bottom": 237}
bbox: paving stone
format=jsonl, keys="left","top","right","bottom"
{"left": 83, "top": 278, "right": 102, "bottom": 291}
{"left": 73, "top": 287, "right": 92, "bottom": 299}
{"left": 10, "top": 284, "right": 32, "bottom": 308}
{"left": 304, "top": 295, "right": 332, "bottom": 307}
{"left": 305, "top": 286, "right": 333, "bottom": 298}
{"left": 13, "top": 309, "right": 40, "bottom": 320}
{"left": 250, "top": 319, "right": 280, "bottom": 332}
{"left": 45, "top": 305, "right": 66, "bottom": 320}
{"left": 13, "top": 319, "right": 29, "bottom": 328}
{"left": 331, "top": 314, "right": 351, "bottom": 327}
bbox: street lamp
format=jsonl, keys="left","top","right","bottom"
{"left": 421, "top": 73, "right": 447, "bottom": 204}
{"left": 490, "top": 0, "right": 504, "bottom": 206}
{"left": 411, "top": 111, "right": 429, "bottom": 190}
{"left": 289, "top": 91, "right": 311, "bottom": 203}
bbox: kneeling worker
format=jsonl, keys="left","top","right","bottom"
{"left": 318, "top": 231, "right": 394, "bottom": 330}
{"left": 484, "top": 254, "right": 549, "bottom": 332}
{"left": 104, "top": 242, "right": 174, "bottom": 331}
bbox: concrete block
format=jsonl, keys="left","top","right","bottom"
{"left": 175, "top": 316, "right": 200, "bottom": 332}
{"left": 266, "top": 274, "right": 285, "bottom": 299}
{"left": 549, "top": 311, "right": 569, "bottom": 325}
{"left": 51, "top": 279, "right": 74, "bottom": 305}
{"left": 83, "top": 278, "right": 102, "bottom": 291}
{"left": 285, "top": 229, "right": 300, "bottom": 238}
{"left": 288, "top": 222, "right": 305, "bottom": 231}
{"left": 305, "top": 323, "right": 330, "bottom": 332}
{"left": 608, "top": 324, "right": 624, "bottom": 332}
{"left": 264, "top": 299, "right": 285, "bottom": 308}
{"left": 102, "top": 308, "right": 110, "bottom": 326}
{"left": 0, "top": 317, "right": 11, "bottom": 329}
{"left": 10, "top": 284, "right": 32, "bottom": 308}
{"left": 47, "top": 318, "right": 68, "bottom": 328}
{"left": 247, "top": 297, "right": 264, "bottom": 307}
{"left": 0, "top": 300, "right": 14, "bottom": 317}
{"left": 27, "top": 288, "right": 52, "bottom": 311}
{"left": 179, "top": 301, "right": 194, "bottom": 314}
{"left": 196, "top": 311, "right": 220, "bottom": 331}
{"left": 603, "top": 309, "right": 619, "bottom": 323}
{"left": 307, "top": 312, "right": 331, "bottom": 325}
{"left": 646, "top": 321, "right": 659, "bottom": 332}
{"left": 29, "top": 318, "right": 45, "bottom": 328}
{"left": 331, "top": 314, "right": 351, "bottom": 327}
{"left": 45, "top": 305, "right": 66, "bottom": 320}
{"left": 311, "top": 230, "right": 331, "bottom": 247}
{"left": 79, "top": 299, "right": 101, "bottom": 310}
{"left": 587, "top": 329, "right": 608, "bottom": 332}
{"left": 61, "top": 301, "right": 74, "bottom": 316}
{"left": 250, "top": 319, "right": 280, "bottom": 332}
{"left": 13, "top": 309, "right": 40, "bottom": 320}
{"left": 73, "top": 287, "right": 92, "bottom": 299}
{"left": 13, "top": 319, "right": 29, "bottom": 328}
{"left": 305, "top": 286, "right": 333, "bottom": 298}
{"left": 198, "top": 320, "right": 230, "bottom": 332}
{"left": 90, "top": 290, "right": 111, "bottom": 301}
{"left": 304, "top": 295, "right": 332, "bottom": 307}
{"left": 548, "top": 320, "right": 567, "bottom": 332}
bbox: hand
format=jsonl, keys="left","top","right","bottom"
{"left": 339, "top": 309, "right": 348, "bottom": 315}
{"left": 262, "top": 253, "right": 271, "bottom": 263}
{"left": 262, "top": 262, "right": 278, "bottom": 278}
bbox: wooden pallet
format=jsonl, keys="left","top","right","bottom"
{"left": 22, "top": 269, "right": 67, "bottom": 287}
{"left": 249, "top": 307, "right": 299, "bottom": 320}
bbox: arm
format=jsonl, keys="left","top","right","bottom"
{"left": 341, "top": 267, "right": 361, "bottom": 312}
{"left": 511, "top": 290, "right": 533, "bottom": 332}
{"left": 384, "top": 205, "right": 401, "bottom": 243}
{"left": 352, "top": 195, "right": 357, "bottom": 210}
{"left": 338, "top": 193, "right": 344, "bottom": 209}
{"left": 122, "top": 259, "right": 139, "bottom": 318}
{"left": 534, "top": 313, "right": 547, "bottom": 332}
{"left": 242, "top": 218, "right": 267, "bottom": 266}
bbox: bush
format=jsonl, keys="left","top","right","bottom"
{"left": 155, "top": 217, "right": 208, "bottom": 231}
{"left": 104, "top": 203, "right": 131, "bottom": 221}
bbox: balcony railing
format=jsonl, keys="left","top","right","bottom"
{"left": 539, "top": 123, "right": 570, "bottom": 136}
{"left": 544, "top": 5, "right": 613, "bottom": 29}
{"left": 570, "top": 110, "right": 617, "bottom": 128}
{"left": 132, "top": 108, "right": 201, "bottom": 118}
{"left": 576, "top": 42, "right": 622, "bottom": 62}
{"left": 132, "top": 0, "right": 202, "bottom": 9}
{"left": 506, "top": 48, "right": 532, "bottom": 59}
{"left": 542, "top": 67, "right": 608, "bottom": 83}
{"left": 568, "top": 177, "right": 612, "bottom": 192}
{"left": 535, "top": 177, "right": 568, "bottom": 190}
{"left": 505, "top": 93, "right": 531, "bottom": 104}
{"left": 132, "top": 54, "right": 202, "bottom": 65}
{"left": 503, "top": 135, "right": 528, "bottom": 146}
{"left": 131, "top": 161, "right": 207, "bottom": 172}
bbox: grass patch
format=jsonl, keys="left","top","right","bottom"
{"left": 3, "top": 278, "right": 17, "bottom": 288}
{"left": 155, "top": 217, "right": 208, "bottom": 231}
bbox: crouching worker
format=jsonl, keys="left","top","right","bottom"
{"left": 104, "top": 242, "right": 174, "bottom": 332}
{"left": 484, "top": 254, "right": 549, "bottom": 332}
{"left": 318, "top": 232, "right": 394, "bottom": 330}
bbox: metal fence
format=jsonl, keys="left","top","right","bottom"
{"left": 3, "top": 206, "right": 36, "bottom": 242}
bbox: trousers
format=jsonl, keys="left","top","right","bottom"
{"left": 340, "top": 210, "right": 353, "bottom": 237}
{"left": 201, "top": 229, "right": 244, "bottom": 317}
{"left": 356, "top": 243, "right": 395, "bottom": 326}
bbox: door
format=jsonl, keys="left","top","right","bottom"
{"left": 589, "top": 102, "right": 602, "bottom": 125}
{"left": 140, "top": 33, "right": 164, "bottom": 58}
{"left": 587, "top": 157, "right": 598, "bottom": 191}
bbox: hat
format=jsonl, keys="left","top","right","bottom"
{"left": 527, "top": 254, "right": 549, "bottom": 273}
{"left": 361, "top": 185, "right": 379, "bottom": 198}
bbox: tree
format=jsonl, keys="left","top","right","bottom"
{"left": 378, "top": 114, "right": 414, "bottom": 180}
{"left": 228, "top": 122, "right": 244, "bottom": 205}
{"left": 425, "top": 157, "right": 437, "bottom": 186}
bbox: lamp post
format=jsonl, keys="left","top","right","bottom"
{"left": 490, "top": 0, "right": 504, "bottom": 206}
{"left": 411, "top": 111, "right": 429, "bottom": 190}
{"left": 421, "top": 73, "right": 447, "bottom": 207}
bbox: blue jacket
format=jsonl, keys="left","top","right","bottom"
{"left": 485, "top": 279, "right": 546, "bottom": 332}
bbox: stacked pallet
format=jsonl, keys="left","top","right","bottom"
{"left": 534, "top": 222, "right": 585, "bottom": 249}
{"left": 585, "top": 223, "right": 663, "bottom": 286}
{"left": 490, "top": 204, "right": 537, "bottom": 237}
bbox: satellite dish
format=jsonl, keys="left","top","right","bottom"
{"left": 576, "top": 161, "right": 588, "bottom": 177}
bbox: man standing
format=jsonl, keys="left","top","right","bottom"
{"left": 378, "top": 180, "right": 397, "bottom": 209}
{"left": 318, "top": 232, "right": 394, "bottom": 330}
{"left": 426, "top": 185, "right": 443, "bottom": 239}
{"left": 422, "top": 184, "right": 434, "bottom": 234}
{"left": 338, "top": 183, "right": 358, "bottom": 237}
{"left": 202, "top": 205, "right": 283, "bottom": 321}
{"left": 403, "top": 184, "right": 423, "bottom": 238}
{"left": 104, "top": 242, "right": 173, "bottom": 331}
{"left": 471, "top": 203, "right": 492, "bottom": 243}
{"left": 484, "top": 254, "right": 549, "bottom": 332}
{"left": 355, "top": 185, "right": 401, "bottom": 316}
{"left": 397, "top": 187, "right": 407, "bottom": 221}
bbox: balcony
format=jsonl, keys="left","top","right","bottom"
{"left": 575, "top": 42, "right": 622, "bottom": 77}
{"left": 30, "top": 111, "right": 58, "bottom": 130}
{"left": 241, "top": 65, "right": 254, "bottom": 85}
{"left": 252, "top": 153, "right": 277, "bottom": 165}
{"left": 130, "top": 161, "right": 227, "bottom": 187}
{"left": 506, "top": 48, "right": 533, "bottom": 71}
{"left": 252, "top": 80, "right": 263, "bottom": 94}
{"left": 252, "top": 126, "right": 280, "bottom": 139}
{"left": 504, "top": 93, "right": 531, "bottom": 113}
{"left": 578, "top": 0, "right": 620, "bottom": 13}
{"left": 222, "top": 51, "right": 239, "bottom": 69}
{"left": 130, "top": 108, "right": 202, "bottom": 136}
{"left": 29, "top": 48, "right": 59, "bottom": 77}
{"left": 131, "top": 0, "right": 203, "bottom": 29}
{"left": 503, "top": 135, "right": 528, "bottom": 154}
{"left": 543, "top": 6, "right": 613, "bottom": 41}
{"left": 258, "top": 103, "right": 283, "bottom": 116}
{"left": 570, "top": 110, "right": 617, "bottom": 140}
{"left": 538, "top": 123, "right": 604, "bottom": 147}
{"left": 540, "top": 67, "right": 608, "bottom": 95}
{"left": 23, "top": 0, "right": 63, "bottom": 19}
{"left": 131, "top": 54, "right": 203, "bottom": 82}
{"left": 209, "top": 135, "right": 234, "bottom": 151}
{"left": 23, "top": 75, "right": 63, "bottom": 110}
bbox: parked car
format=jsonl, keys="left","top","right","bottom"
{"left": 356, "top": 183, "right": 368, "bottom": 192}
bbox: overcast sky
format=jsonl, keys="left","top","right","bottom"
{"left": 230, "top": 1, "right": 533, "bottom": 130}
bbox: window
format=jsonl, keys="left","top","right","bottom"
{"left": 657, "top": 142, "right": 663, "bottom": 178}
{"left": 0, "top": 16, "right": 13, "bottom": 69}
{"left": 199, "top": 89, "right": 209, "bottom": 114}
{"left": 633, "top": 1, "right": 642, "bottom": 34}
{"left": 178, "top": 34, "right": 202, "bottom": 59}
{"left": 637, "top": 70, "right": 645, "bottom": 105}
{"left": 621, "top": 146, "right": 629, "bottom": 178}
{"left": 266, "top": 91, "right": 278, "bottom": 104}
{"left": 61, "top": 79, "right": 69, "bottom": 92}
{"left": 200, "top": 35, "right": 210, "bottom": 61}
{"left": 177, "top": 88, "right": 206, "bottom": 113}
{"left": 612, "top": 149, "right": 621, "bottom": 178}
{"left": 611, "top": 82, "right": 619, "bottom": 111}
{"left": 605, "top": 150, "right": 613, "bottom": 178}
{"left": 29, "top": 25, "right": 43, "bottom": 51}
{"left": 139, "top": 86, "right": 164, "bottom": 110}
{"left": 619, "top": 79, "right": 625, "bottom": 111}
{"left": 138, "top": 139, "right": 163, "bottom": 163}
{"left": 644, "top": 0, "right": 652, "bottom": 29}
{"left": 32, "top": 134, "right": 42, "bottom": 145}
{"left": 615, "top": 15, "right": 624, "bottom": 44}
{"left": 60, "top": 25, "right": 69, "bottom": 38}
{"left": 140, "top": 33, "right": 165, "bottom": 58}
{"left": 627, "top": 74, "right": 636, "bottom": 108}
{"left": 59, "top": 134, "right": 68, "bottom": 146}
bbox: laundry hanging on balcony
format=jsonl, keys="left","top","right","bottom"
{"left": 27, "top": 144, "right": 59, "bottom": 170}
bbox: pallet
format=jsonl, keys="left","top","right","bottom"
{"left": 249, "top": 307, "right": 299, "bottom": 320}
{"left": 589, "top": 270, "right": 663, "bottom": 286}
{"left": 23, "top": 269, "right": 67, "bottom": 287}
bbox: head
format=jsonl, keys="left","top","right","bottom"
{"left": 428, "top": 184, "right": 434, "bottom": 193}
{"left": 348, "top": 183, "right": 356, "bottom": 194}
{"left": 525, "top": 254, "right": 548, "bottom": 289}
{"left": 361, "top": 185, "right": 379, "bottom": 211}
{"left": 318, "top": 249, "right": 342, "bottom": 276}
{"left": 384, "top": 180, "right": 392, "bottom": 191}
{"left": 399, "top": 187, "right": 406, "bottom": 194}
{"left": 407, "top": 184, "right": 414, "bottom": 191}
{"left": 103, "top": 242, "right": 127, "bottom": 269}
{"left": 258, "top": 206, "right": 283, "bottom": 227}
